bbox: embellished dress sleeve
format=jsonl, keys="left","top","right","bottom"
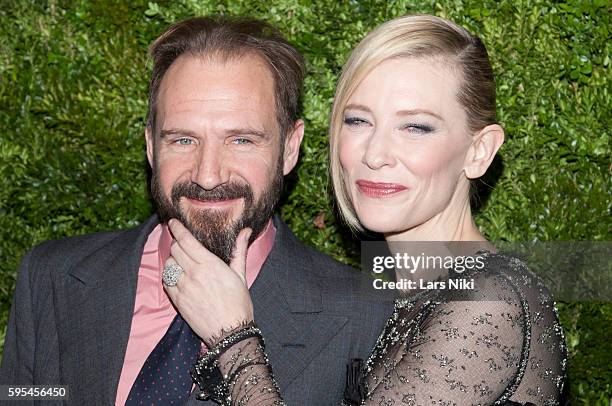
{"left": 359, "top": 254, "right": 566, "bottom": 406}
{"left": 190, "top": 323, "right": 285, "bottom": 406}
{"left": 361, "top": 271, "right": 527, "bottom": 405}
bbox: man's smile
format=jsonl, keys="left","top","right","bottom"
{"left": 184, "top": 196, "right": 243, "bottom": 209}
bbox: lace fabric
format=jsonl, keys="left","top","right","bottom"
{"left": 214, "top": 336, "right": 284, "bottom": 405}
{"left": 195, "top": 252, "right": 567, "bottom": 406}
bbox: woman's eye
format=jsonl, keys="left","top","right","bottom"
{"left": 401, "top": 123, "right": 435, "bottom": 134}
{"left": 343, "top": 116, "right": 369, "bottom": 127}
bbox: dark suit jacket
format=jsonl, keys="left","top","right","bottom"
{"left": 1, "top": 215, "right": 392, "bottom": 405}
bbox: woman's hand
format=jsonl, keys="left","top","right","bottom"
{"left": 163, "top": 219, "right": 254, "bottom": 347}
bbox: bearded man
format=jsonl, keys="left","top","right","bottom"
{"left": 1, "top": 16, "right": 391, "bottom": 405}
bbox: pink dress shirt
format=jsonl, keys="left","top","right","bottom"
{"left": 115, "top": 220, "right": 276, "bottom": 405}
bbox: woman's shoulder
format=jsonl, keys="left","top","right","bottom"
{"left": 440, "top": 251, "right": 567, "bottom": 404}
{"left": 480, "top": 252, "right": 568, "bottom": 404}
{"left": 444, "top": 250, "right": 554, "bottom": 303}
{"left": 364, "top": 253, "right": 533, "bottom": 405}
{"left": 371, "top": 251, "right": 567, "bottom": 405}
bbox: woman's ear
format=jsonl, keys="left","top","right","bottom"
{"left": 464, "top": 124, "right": 504, "bottom": 179}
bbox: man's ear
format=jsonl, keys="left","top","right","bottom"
{"left": 282, "top": 119, "right": 305, "bottom": 175}
{"left": 464, "top": 124, "right": 504, "bottom": 179}
{"left": 145, "top": 126, "right": 155, "bottom": 168}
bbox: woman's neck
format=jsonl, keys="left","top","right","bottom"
{"left": 384, "top": 189, "right": 494, "bottom": 288}
{"left": 384, "top": 185, "right": 485, "bottom": 243}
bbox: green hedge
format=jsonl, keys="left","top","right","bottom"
{"left": 0, "top": 0, "right": 610, "bottom": 403}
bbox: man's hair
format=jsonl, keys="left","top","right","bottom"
{"left": 147, "top": 16, "right": 305, "bottom": 138}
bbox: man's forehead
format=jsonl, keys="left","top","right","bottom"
{"left": 160, "top": 52, "right": 275, "bottom": 93}
{"left": 155, "top": 52, "right": 279, "bottom": 136}
{"left": 158, "top": 54, "right": 275, "bottom": 108}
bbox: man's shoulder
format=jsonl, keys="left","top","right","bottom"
{"left": 29, "top": 230, "right": 122, "bottom": 261}
{"left": 271, "top": 216, "right": 389, "bottom": 305}
{"left": 272, "top": 216, "right": 359, "bottom": 278}
{"left": 22, "top": 216, "right": 158, "bottom": 273}
{"left": 296, "top": 242, "right": 365, "bottom": 283}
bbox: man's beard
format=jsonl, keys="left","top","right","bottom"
{"left": 151, "top": 159, "right": 283, "bottom": 264}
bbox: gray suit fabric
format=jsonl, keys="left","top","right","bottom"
{"left": 1, "top": 215, "right": 392, "bottom": 405}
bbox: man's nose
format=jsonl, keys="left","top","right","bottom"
{"left": 190, "top": 143, "right": 229, "bottom": 190}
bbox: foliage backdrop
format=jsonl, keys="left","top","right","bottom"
{"left": 0, "top": 0, "right": 610, "bottom": 403}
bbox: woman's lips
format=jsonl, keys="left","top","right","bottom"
{"left": 356, "top": 180, "right": 407, "bottom": 198}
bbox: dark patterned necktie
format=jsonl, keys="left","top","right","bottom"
{"left": 126, "top": 314, "right": 201, "bottom": 405}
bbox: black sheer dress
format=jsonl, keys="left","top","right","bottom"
{"left": 193, "top": 252, "right": 567, "bottom": 406}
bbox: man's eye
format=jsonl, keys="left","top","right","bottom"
{"left": 343, "top": 116, "right": 369, "bottom": 127}
{"left": 176, "top": 138, "right": 194, "bottom": 145}
{"left": 232, "top": 138, "right": 252, "bottom": 145}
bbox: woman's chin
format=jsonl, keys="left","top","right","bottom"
{"left": 358, "top": 215, "right": 408, "bottom": 235}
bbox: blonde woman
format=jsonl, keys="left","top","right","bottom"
{"left": 167, "top": 14, "right": 567, "bottom": 405}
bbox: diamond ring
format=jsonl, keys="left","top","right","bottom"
{"left": 162, "top": 263, "right": 184, "bottom": 287}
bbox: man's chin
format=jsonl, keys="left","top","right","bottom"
{"left": 180, "top": 212, "right": 241, "bottom": 264}
{"left": 182, "top": 204, "right": 241, "bottom": 226}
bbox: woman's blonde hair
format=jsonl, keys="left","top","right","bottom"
{"left": 329, "top": 14, "right": 497, "bottom": 231}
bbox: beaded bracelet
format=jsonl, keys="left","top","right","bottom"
{"left": 190, "top": 323, "right": 264, "bottom": 403}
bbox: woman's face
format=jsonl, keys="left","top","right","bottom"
{"left": 339, "top": 57, "right": 474, "bottom": 235}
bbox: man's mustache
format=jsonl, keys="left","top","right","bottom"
{"left": 171, "top": 181, "right": 253, "bottom": 203}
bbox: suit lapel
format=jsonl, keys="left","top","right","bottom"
{"left": 249, "top": 217, "right": 348, "bottom": 390}
{"left": 61, "top": 216, "right": 159, "bottom": 404}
